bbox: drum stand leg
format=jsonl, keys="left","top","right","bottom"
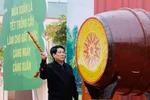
{"left": 145, "top": 93, "right": 150, "bottom": 100}
{"left": 85, "top": 76, "right": 119, "bottom": 99}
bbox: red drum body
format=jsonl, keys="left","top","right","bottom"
{"left": 76, "top": 8, "right": 150, "bottom": 95}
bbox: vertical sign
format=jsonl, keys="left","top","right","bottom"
{"left": 0, "top": 0, "right": 47, "bottom": 90}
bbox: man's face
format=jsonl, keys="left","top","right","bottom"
{"left": 53, "top": 48, "right": 66, "bottom": 63}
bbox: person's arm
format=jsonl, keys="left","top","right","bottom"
{"left": 39, "top": 52, "right": 48, "bottom": 79}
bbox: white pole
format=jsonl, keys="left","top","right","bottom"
{"left": 4, "top": 90, "right": 8, "bottom": 100}
{"left": 0, "top": 77, "right": 3, "bottom": 100}
{"left": 35, "top": 89, "right": 39, "bottom": 100}
{"left": 32, "top": 90, "right": 35, "bottom": 100}
{"left": 32, "top": 89, "right": 39, "bottom": 100}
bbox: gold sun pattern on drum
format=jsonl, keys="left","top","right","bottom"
{"left": 76, "top": 17, "right": 108, "bottom": 83}
{"left": 83, "top": 32, "right": 100, "bottom": 70}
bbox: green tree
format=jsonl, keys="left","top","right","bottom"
{"left": 66, "top": 26, "right": 82, "bottom": 93}
{"left": 66, "top": 26, "right": 78, "bottom": 68}
{"left": 0, "top": 46, "right": 5, "bottom": 61}
{"left": 45, "top": 15, "right": 66, "bottom": 47}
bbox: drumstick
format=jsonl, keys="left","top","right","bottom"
{"left": 27, "top": 31, "right": 43, "bottom": 78}
{"left": 27, "top": 31, "right": 43, "bottom": 52}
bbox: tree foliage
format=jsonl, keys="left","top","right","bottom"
{"left": 0, "top": 46, "right": 5, "bottom": 61}
{"left": 66, "top": 26, "right": 78, "bottom": 66}
{"left": 45, "top": 15, "right": 66, "bottom": 47}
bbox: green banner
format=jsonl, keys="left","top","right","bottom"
{"left": 0, "top": 0, "right": 47, "bottom": 90}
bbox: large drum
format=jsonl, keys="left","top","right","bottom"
{"left": 76, "top": 8, "right": 150, "bottom": 95}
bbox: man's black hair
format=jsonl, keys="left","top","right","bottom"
{"left": 50, "top": 45, "right": 65, "bottom": 58}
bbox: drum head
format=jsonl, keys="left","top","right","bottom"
{"left": 76, "top": 17, "right": 108, "bottom": 84}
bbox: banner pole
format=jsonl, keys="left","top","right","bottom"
{"left": 35, "top": 89, "right": 39, "bottom": 100}
{"left": 32, "top": 90, "right": 35, "bottom": 100}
